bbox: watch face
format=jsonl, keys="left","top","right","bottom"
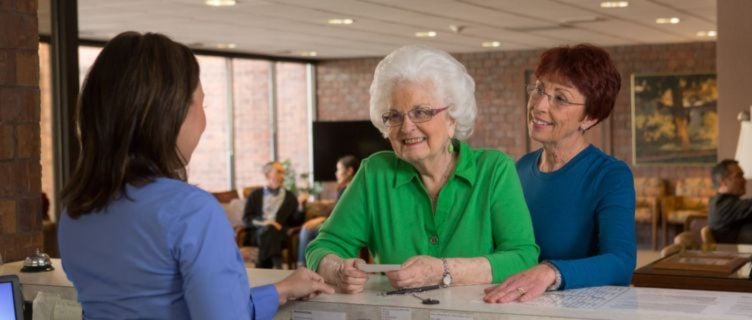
{"left": 442, "top": 274, "right": 452, "bottom": 286}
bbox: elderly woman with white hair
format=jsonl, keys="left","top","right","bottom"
{"left": 305, "top": 45, "right": 539, "bottom": 293}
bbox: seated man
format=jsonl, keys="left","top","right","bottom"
{"left": 708, "top": 159, "right": 752, "bottom": 243}
{"left": 243, "top": 161, "right": 306, "bottom": 268}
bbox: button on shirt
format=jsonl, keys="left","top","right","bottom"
{"left": 58, "top": 178, "right": 279, "bottom": 319}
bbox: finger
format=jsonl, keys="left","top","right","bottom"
{"left": 313, "top": 281, "right": 336, "bottom": 294}
{"left": 518, "top": 288, "right": 543, "bottom": 302}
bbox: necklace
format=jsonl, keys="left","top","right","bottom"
{"left": 429, "top": 155, "right": 456, "bottom": 205}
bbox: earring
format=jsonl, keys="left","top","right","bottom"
{"left": 447, "top": 140, "right": 454, "bottom": 154}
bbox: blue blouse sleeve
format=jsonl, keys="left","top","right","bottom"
{"left": 169, "top": 190, "right": 279, "bottom": 319}
{"left": 549, "top": 162, "right": 637, "bottom": 289}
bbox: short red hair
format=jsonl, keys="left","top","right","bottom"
{"left": 534, "top": 44, "right": 621, "bottom": 124}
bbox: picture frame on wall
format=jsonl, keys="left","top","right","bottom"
{"left": 631, "top": 73, "right": 718, "bottom": 166}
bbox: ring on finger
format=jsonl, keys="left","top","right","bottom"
{"left": 516, "top": 287, "right": 526, "bottom": 296}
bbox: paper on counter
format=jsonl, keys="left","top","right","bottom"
{"left": 357, "top": 263, "right": 401, "bottom": 273}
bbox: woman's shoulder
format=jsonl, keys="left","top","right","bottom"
{"left": 464, "top": 145, "right": 515, "bottom": 167}
{"left": 585, "top": 146, "right": 632, "bottom": 175}
{"left": 142, "top": 178, "right": 220, "bottom": 214}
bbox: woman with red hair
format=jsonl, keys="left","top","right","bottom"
{"left": 484, "top": 44, "right": 636, "bottom": 303}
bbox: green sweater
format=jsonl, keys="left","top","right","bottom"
{"left": 306, "top": 141, "right": 539, "bottom": 283}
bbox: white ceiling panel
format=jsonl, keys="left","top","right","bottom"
{"left": 38, "top": 0, "right": 718, "bottom": 59}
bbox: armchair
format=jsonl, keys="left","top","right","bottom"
{"left": 634, "top": 177, "right": 667, "bottom": 250}
{"left": 661, "top": 177, "right": 714, "bottom": 246}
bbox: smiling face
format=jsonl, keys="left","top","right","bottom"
{"left": 528, "top": 76, "right": 596, "bottom": 146}
{"left": 387, "top": 80, "right": 455, "bottom": 167}
{"left": 265, "top": 162, "right": 286, "bottom": 189}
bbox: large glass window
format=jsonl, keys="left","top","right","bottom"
{"left": 40, "top": 44, "right": 313, "bottom": 204}
{"left": 232, "top": 59, "right": 271, "bottom": 189}
{"left": 187, "top": 56, "right": 231, "bottom": 191}
{"left": 276, "top": 62, "right": 311, "bottom": 187}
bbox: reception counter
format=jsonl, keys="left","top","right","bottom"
{"left": 2, "top": 259, "right": 752, "bottom": 320}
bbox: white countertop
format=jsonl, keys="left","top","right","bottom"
{"left": 3, "top": 259, "right": 752, "bottom": 320}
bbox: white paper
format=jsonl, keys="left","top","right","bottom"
{"left": 292, "top": 310, "right": 346, "bottom": 320}
{"left": 381, "top": 307, "right": 411, "bottom": 320}
{"left": 429, "top": 312, "right": 473, "bottom": 320}
{"left": 357, "top": 263, "right": 401, "bottom": 273}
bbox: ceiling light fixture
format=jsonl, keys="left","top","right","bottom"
{"left": 205, "top": 0, "right": 236, "bottom": 7}
{"left": 696, "top": 30, "right": 717, "bottom": 37}
{"left": 300, "top": 51, "right": 317, "bottom": 57}
{"left": 482, "top": 41, "right": 500, "bottom": 48}
{"left": 216, "top": 43, "right": 237, "bottom": 49}
{"left": 415, "top": 31, "right": 437, "bottom": 38}
{"left": 600, "top": 1, "right": 628, "bottom": 8}
{"left": 328, "top": 18, "right": 354, "bottom": 25}
{"left": 656, "top": 17, "right": 680, "bottom": 24}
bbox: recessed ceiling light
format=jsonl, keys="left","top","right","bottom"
{"left": 300, "top": 51, "right": 317, "bottom": 57}
{"left": 415, "top": 31, "right": 437, "bottom": 38}
{"left": 600, "top": 1, "right": 628, "bottom": 8}
{"left": 656, "top": 17, "right": 680, "bottom": 24}
{"left": 205, "top": 0, "right": 236, "bottom": 6}
{"left": 481, "top": 41, "right": 501, "bottom": 48}
{"left": 216, "top": 43, "right": 237, "bottom": 49}
{"left": 697, "top": 30, "right": 717, "bottom": 37}
{"left": 328, "top": 18, "right": 354, "bottom": 25}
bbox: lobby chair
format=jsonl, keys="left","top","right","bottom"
{"left": 634, "top": 177, "right": 666, "bottom": 250}
{"left": 661, "top": 177, "right": 714, "bottom": 246}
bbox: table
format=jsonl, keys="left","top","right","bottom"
{"left": 632, "top": 245, "right": 752, "bottom": 292}
{"left": 4, "top": 259, "right": 752, "bottom": 319}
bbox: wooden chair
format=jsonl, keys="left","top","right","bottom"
{"left": 211, "top": 190, "right": 239, "bottom": 203}
{"left": 634, "top": 177, "right": 667, "bottom": 250}
{"left": 661, "top": 178, "right": 714, "bottom": 246}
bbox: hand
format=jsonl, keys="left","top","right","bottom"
{"left": 275, "top": 268, "right": 334, "bottom": 305}
{"left": 482, "top": 263, "right": 556, "bottom": 303}
{"left": 385, "top": 256, "right": 442, "bottom": 288}
{"left": 264, "top": 219, "right": 282, "bottom": 231}
{"left": 303, "top": 216, "right": 326, "bottom": 229}
{"left": 297, "top": 192, "right": 310, "bottom": 205}
{"left": 332, "top": 258, "right": 369, "bottom": 294}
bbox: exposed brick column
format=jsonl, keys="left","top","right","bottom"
{"left": 0, "top": 0, "right": 43, "bottom": 262}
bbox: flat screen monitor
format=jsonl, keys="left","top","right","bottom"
{"left": 0, "top": 275, "right": 23, "bottom": 320}
{"left": 312, "top": 121, "right": 392, "bottom": 181}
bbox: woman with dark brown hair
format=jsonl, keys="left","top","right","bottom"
{"left": 58, "top": 31, "right": 332, "bottom": 319}
{"left": 484, "top": 44, "right": 636, "bottom": 303}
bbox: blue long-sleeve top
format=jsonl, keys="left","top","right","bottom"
{"left": 516, "top": 145, "right": 636, "bottom": 289}
{"left": 59, "top": 178, "right": 279, "bottom": 319}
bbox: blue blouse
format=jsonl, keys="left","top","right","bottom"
{"left": 59, "top": 178, "right": 278, "bottom": 319}
{"left": 517, "top": 145, "right": 636, "bottom": 289}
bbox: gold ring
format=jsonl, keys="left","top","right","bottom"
{"left": 516, "top": 287, "right": 526, "bottom": 296}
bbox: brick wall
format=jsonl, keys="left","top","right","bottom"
{"left": 315, "top": 41, "right": 717, "bottom": 190}
{"left": 0, "top": 0, "right": 42, "bottom": 262}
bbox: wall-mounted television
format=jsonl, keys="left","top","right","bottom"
{"left": 312, "top": 121, "right": 392, "bottom": 181}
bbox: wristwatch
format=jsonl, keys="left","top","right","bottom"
{"left": 441, "top": 258, "right": 452, "bottom": 287}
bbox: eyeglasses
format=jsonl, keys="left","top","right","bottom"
{"left": 382, "top": 106, "right": 449, "bottom": 127}
{"left": 526, "top": 84, "right": 584, "bottom": 108}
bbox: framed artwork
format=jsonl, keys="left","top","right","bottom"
{"left": 631, "top": 73, "right": 718, "bottom": 166}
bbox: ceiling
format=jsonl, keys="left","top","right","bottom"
{"left": 38, "top": 0, "right": 716, "bottom": 60}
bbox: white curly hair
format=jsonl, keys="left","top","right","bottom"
{"left": 368, "top": 45, "right": 477, "bottom": 140}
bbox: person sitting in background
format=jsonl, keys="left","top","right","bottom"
{"left": 58, "top": 31, "right": 332, "bottom": 319}
{"left": 484, "top": 44, "right": 636, "bottom": 303}
{"left": 243, "top": 161, "right": 307, "bottom": 269}
{"left": 306, "top": 45, "right": 539, "bottom": 294}
{"left": 708, "top": 159, "right": 752, "bottom": 243}
{"left": 297, "top": 155, "right": 359, "bottom": 268}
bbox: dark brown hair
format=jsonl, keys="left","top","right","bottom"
{"left": 711, "top": 159, "right": 739, "bottom": 189}
{"left": 535, "top": 44, "right": 621, "bottom": 125}
{"left": 62, "top": 31, "right": 200, "bottom": 218}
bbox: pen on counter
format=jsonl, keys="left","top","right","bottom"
{"left": 381, "top": 284, "right": 443, "bottom": 296}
